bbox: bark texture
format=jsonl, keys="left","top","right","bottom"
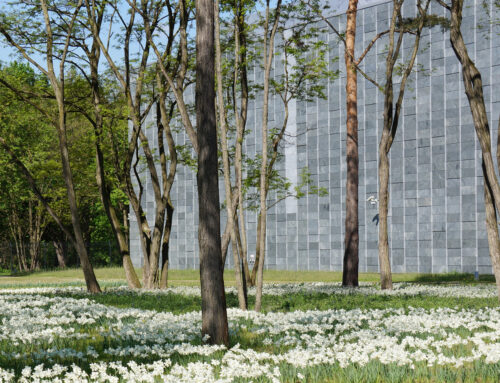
{"left": 343, "top": 0, "right": 359, "bottom": 287}
{"left": 483, "top": 160, "right": 500, "bottom": 302}
{"left": 196, "top": 0, "right": 229, "bottom": 346}
{"left": 445, "top": 0, "right": 500, "bottom": 301}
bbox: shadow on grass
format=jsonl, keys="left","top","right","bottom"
{"left": 413, "top": 272, "right": 495, "bottom": 284}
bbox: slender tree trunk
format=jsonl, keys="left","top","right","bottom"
{"left": 250, "top": 216, "right": 261, "bottom": 286}
{"left": 221, "top": 193, "right": 239, "bottom": 266}
{"left": 40, "top": 0, "right": 100, "bottom": 293}
{"left": 343, "top": 0, "right": 359, "bottom": 287}
{"left": 160, "top": 199, "right": 174, "bottom": 289}
{"left": 196, "top": 0, "right": 229, "bottom": 346}
{"left": 378, "top": 143, "right": 392, "bottom": 288}
{"left": 448, "top": 0, "right": 500, "bottom": 214}
{"left": 234, "top": 1, "right": 250, "bottom": 286}
{"left": 255, "top": 0, "right": 282, "bottom": 312}
{"left": 215, "top": 0, "right": 246, "bottom": 308}
{"left": 377, "top": 1, "right": 399, "bottom": 291}
{"left": 378, "top": 0, "right": 429, "bottom": 290}
{"left": 446, "top": 0, "right": 500, "bottom": 301}
{"left": 89, "top": 41, "right": 141, "bottom": 288}
{"left": 53, "top": 93, "right": 100, "bottom": 292}
{"left": 482, "top": 160, "right": 500, "bottom": 302}
{"left": 53, "top": 240, "right": 67, "bottom": 268}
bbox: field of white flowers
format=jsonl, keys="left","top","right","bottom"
{"left": 0, "top": 283, "right": 499, "bottom": 382}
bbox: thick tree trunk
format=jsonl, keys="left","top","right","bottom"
{"left": 196, "top": 0, "right": 229, "bottom": 346}
{"left": 343, "top": 0, "right": 359, "bottom": 287}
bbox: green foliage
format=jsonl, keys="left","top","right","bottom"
{"left": 397, "top": 14, "right": 451, "bottom": 32}
{"left": 242, "top": 161, "right": 328, "bottom": 211}
{"left": 270, "top": 2, "right": 339, "bottom": 104}
{"left": 0, "top": 62, "right": 63, "bottom": 240}
{"left": 0, "top": 59, "right": 124, "bottom": 266}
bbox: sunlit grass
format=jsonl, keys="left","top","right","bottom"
{"left": 0, "top": 266, "right": 495, "bottom": 288}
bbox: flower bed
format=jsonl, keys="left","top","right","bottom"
{"left": 0, "top": 284, "right": 499, "bottom": 382}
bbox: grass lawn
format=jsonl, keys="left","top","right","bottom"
{"left": 0, "top": 269, "right": 499, "bottom": 382}
{"left": 0, "top": 266, "right": 495, "bottom": 288}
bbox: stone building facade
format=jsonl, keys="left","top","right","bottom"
{"left": 130, "top": 0, "right": 500, "bottom": 274}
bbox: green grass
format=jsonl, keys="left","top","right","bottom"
{"left": 0, "top": 267, "right": 495, "bottom": 288}
{"left": 48, "top": 289, "right": 497, "bottom": 315}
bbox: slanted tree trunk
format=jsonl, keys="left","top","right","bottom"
{"left": 447, "top": 0, "right": 500, "bottom": 213}
{"left": 42, "top": 1, "right": 100, "bottom": 293}
{"left": 196, "top": 0, "right": 229, "bottom": 346}
{"left": 343, "top": 0, "right": 359, "bottom": 287}
{"left": 85, "top": 10, "right": 141, "bottom": 288}
{"left": 444, "top": 0, "right": 500, "bottom": 301}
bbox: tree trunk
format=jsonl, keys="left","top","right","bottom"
{"left": 254, "top": 0, "right": 281, "bottom": 312}
{"left": 448, "top": 0, "right": 500, "bottom": 214}
{"left": 160, "top": 199, "right": 174, "bottom": 289}
{"left": 53, "top": 240, "right": 67, "bottom": 268}
{"left": 446, "top": 0, "right": 500, "bottom": 301}
{"left": 343, "top": 0, "right": 359, "bottom": 287}
{"left": 215, "top": 0, "right": 246, "bottom": 309}
{"left": 55, "top": 96, "right": 100, "bottom": 293}
{"left": 378, "top": 143, "right": 392, "bottom": 289}
{"left": 89, "top": 42, "right": 141, "bottom": 288}
{"left": 40, "top": 0, "right": 101, "bottom": 293}
{"left": 250, "top": 215, "right": 261, "bottom": 286}
{"left": 234, "top": 1, "right": 250, "bottom": 287}
{"left": 196, "top": 0, "right": 229, "bottom": 346}
{"left": 221, "top": 193, "right": 239, "bottom": 266}
{"left": 482, "top": 160, "right": 500, "bottom": 302}
{"left": 378, "top": 0, "right": 429, "bottom": 289}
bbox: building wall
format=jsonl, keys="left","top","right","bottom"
{"left": 130, "top": 0, "right": 500, "bottom": 273}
